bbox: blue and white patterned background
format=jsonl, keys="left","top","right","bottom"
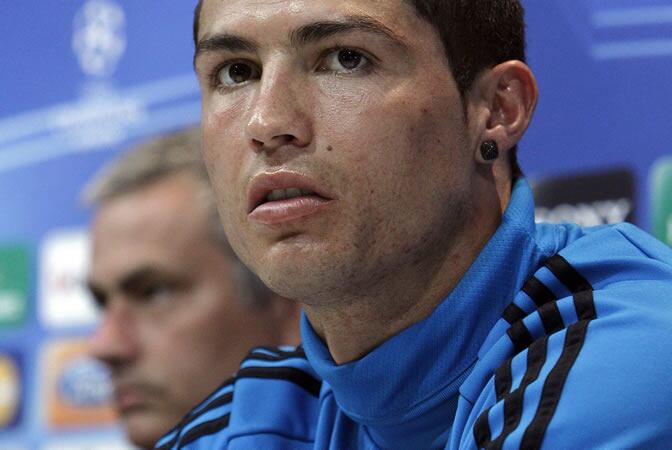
{"left": 521, "top": 0, "right": 672, "bottom": 231}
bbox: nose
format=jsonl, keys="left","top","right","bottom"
{"left": 245, "top": 67, "right": 313, "bottom": 154}
{"left": 88, "top": 302, "right": 139, "bottom": 368}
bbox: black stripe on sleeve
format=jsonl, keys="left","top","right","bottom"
{"left": 157, "top": 382, "right": 234, "bottom": 449}
{"left": 236, "top": 366, "right": 322, "bottom": 397}
{"left": 254, "top": 345, "right": 306, "bottom": 357}
{"left": 487, "top": 336, "right": 548, "bottom": 450}
{"left": 502, "top": 303, "right": 527, "bottom": 324}
{"left": 521, "top": 277, "right": 556, "bottom": 307}
{"left": 544, "top": 254, "right": 596, "bottom": 321}
{"left": 537, "top": 301, "right": 565, "bottom": 335}
{"left": 573, "top": 289, "right": 597, "bottom": 321}
{"left": 243, "top": 346, "right": 307, "bottom": 362}
{"left": 507, "top": 321, "right": 534, "bottom": 355}
{"left": 178, "top": 413, "right": 231, "bottom": 448}
{"left": 495, "top": 359, "right": 513, "bottom": 402}
{"left": 473, "top": 407, "right": 492, "bottom": 449}
{"left": 544, "top": 255, "right": 592, "bottom": 293}
{"left": 520, "top": 276, "right": 566, "bottom": 335}
{"left": 156, "top": 436, "right": 177, "bottom": 450}
{"left": 520, "top": 320, "right": 590, "bottom": 450}
{"left": 192, "top": 392, "right": 232, "bottom": 417}
{"left": 156, "top": 428, "right": 181, "bottom": 450}
{"left": 243, "top": 349, "right": 308, "bottom": 363}
{"left": 473, "top": 336, "right": 549, "bottom": 450}
{"left": 156, "top": 392, "right": 233, "bottom": 450}
{"left": 185, "top": 377, "right": 234, "bottom": 419}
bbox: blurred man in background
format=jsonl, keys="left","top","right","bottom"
{"left": 83, "top": 127, "right": 301, "bottom": 449}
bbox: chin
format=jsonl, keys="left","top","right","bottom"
{"left": 125, "top": 414, "right": 172, "bottom": 450}
{"left": 127, "top": 432, "right": 162, "bottom": 450}
{"left": 263, "top": 261, "right": 346, "bottom": 304}
{"left": 252, "top": 235, "right": 355, "bottom": 299}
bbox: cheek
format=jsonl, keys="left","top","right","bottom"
{"left": 174, "top": 288, "right": 257, "bottom": 364}
{"left": 202, "top": 91, "right": 250, "bottom": 181}
{"left": 322, "top": 86, "right": 462, "bottom": 179}
{"left": 315, "top": 79, "right": 375, "bottom": 132}
{"left": 325, "top": 90, "right": 469, "bottom": 237}
{"left": 158, "top": 291, "right": 231, "bottom": 352}
{"left": 202, "top": 112, "right": 249, "bottom": 233}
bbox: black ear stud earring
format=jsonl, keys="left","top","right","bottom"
{"left": 480, "top": 140, "right": 499, "bottom": 161}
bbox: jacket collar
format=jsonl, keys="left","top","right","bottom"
{"left": 302, "top": 179, "right": 543, "bottom": 448}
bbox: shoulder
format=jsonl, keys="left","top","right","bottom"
{"left": 154, "top": 377, "right": 234, "bottom": 450}
{"left": 154, "top": 345, "right": 322, "bottom": 450}
{"left": 456, "top": 224, "right": 672, "bottom": 449}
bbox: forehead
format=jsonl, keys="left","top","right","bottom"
{"left": 90, "top": 175, "right": 211, "bottom": 273}
{"left": 198, "top": 0, "right": 420, "bottom": 42}
{"left": 96, "top": 174, "right": 205, "bottom": 236}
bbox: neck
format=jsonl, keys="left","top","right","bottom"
{"left": 305, "top": 178, "right": 507, "bottom": 364}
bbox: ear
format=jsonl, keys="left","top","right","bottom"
{"left": 468, "top": 61, "right": 538, "bottom": 165}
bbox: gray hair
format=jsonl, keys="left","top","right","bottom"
{"left": 83, "top": 126, "right": 274, "bottom": 307}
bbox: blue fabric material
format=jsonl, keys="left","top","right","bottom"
{"left": 156, "top": 179, "right": 672, "bottom": 449}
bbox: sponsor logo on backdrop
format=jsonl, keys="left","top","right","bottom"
{"left": 58, "top": 358, "right": 112, "bottom": 408}
{"left": 532, "top": 168, "right": 636, "bottom": 226}
{"left": 0, "top": 0, "right": 200, "bottom": 174}
{"left": 47, "top": 86, "right": 147, "bottom": 151}
{"left": 557, "top": 1, "right": 672, "bottom": 60}
{"left": 39, "top": 229, "right": 99, "bottom": 328}
{"left": 63, "top": 0, "right": 147, "bottom": 150}
{"left": 0, "top": 246, "right": 29, "bottom": 328}
{"left": 535, "top": 199, "right": 633, "bottom": 227}
{"left": 42, "top": 339, "right": 116, "bottom": 428}
{"left": 73, "top": 0, "right": 126, "bottom": 78}
{"left": 650, "top": 157, "right": 672, "bottom": 246}
{"left": 0, "top": 353, "right": 22, "bottom": 430}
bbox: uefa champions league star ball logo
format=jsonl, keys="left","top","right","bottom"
{"left": 72, "top": 0, "right": 126, "bottom": 78}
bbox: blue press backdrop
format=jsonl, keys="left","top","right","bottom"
{"left": 0, "top": 0, "right": 670, "bottom": 447}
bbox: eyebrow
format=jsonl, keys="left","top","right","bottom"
{"left": 194, "top": 15, "right": 405, "bottom": 63}
{"left": 117, "top": 266, "right": 178, "bottom": 293}
{"left": 289, "top": 16, "right": 405, "bottom": 48}
{"left": 86, "top": 266, "right": 179, "bottom": 299}
{"left": 195, "top": 34, "right": 259, "bottom": 62}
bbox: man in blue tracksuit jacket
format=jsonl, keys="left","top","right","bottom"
{"left": 156, "top": 0, "right": 672, "bottom": 448}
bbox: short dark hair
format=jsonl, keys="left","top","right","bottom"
{"left": 192, "top": 0, "right": 525, "bottom": 178}
{"left": 408, "top": 0, "right": 525, "bottom": 178}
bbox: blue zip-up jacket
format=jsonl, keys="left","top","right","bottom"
{"left": 156, "top": 179, "right": 672, "bottom": 449}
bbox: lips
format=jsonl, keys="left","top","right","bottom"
{"left": 113, "top": 379, "right": 163, "bottom": 413}
{"left": 114, "top": 384, "right": 147, "bottom": 412}
{"left": 247, "top": 171, "right": 334, "bottom": 224}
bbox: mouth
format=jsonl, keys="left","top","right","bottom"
{"left": 114, "top": 383, "right": 152, "bottom": 413}
{"left": 265, "top": 187, "right": 319, "bottom": 203}
{"left": 247, "top": 171, "right": 334, "bottom": 224}
{"left": 248, "top": 172, "right": 332, "bottom": 212}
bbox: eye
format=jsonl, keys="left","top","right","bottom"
{"left": 89, "top": 289, "right": 108, "bottom": 310}
{"left": 125, "top": 278, "right": 176, "bottom": 308}
{"left": 319, "top": 48, "right": 370, "bottom": 73}
{"left": 138, "top": 282, "right": 173, "bottom": 304}
{"left": 86, "top": 283, "right": 108, "bottom": 309}
{"left": 216, "top": 61, "right": 261, "bottom": 87}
